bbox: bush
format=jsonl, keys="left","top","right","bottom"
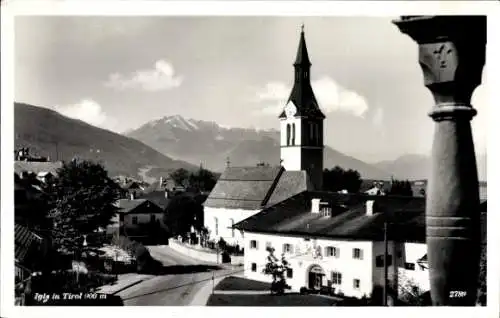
{"left": 300, "top": 287, "right": 309, "bottom": 295}
{"left": 111, "top": 235, "right": 156, "bottom": 273}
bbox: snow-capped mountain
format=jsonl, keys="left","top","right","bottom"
{"left": 126, "top": 115, "right": 391, "bottom": 179}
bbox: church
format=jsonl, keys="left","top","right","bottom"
{"left": 203, "top": 26, "right": 324, "bottom": 246}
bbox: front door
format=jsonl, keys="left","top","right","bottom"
{"left": 308, "top": 272, "right": 322, "bottom": 290}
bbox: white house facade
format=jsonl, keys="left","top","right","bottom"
{"left": 234, "top": 191, "right": 428, "bottom": 300}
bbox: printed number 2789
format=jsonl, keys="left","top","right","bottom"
{"left": 449, "top": 291, "right": 467, "bottom": 298}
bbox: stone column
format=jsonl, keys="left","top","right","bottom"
{"left": 393, "top": 16, "right": 486, "bottom": 306}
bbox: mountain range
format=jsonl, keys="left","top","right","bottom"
{"left": 127, "top": 115, "right": 487, "bottom": 182}
{"left": 14, "top": 103, "right": 487, "bottom": 182}
{"left": 14, "top": 103, "right": 197, "bottom": 181}
{"left": 126, "top": 115, "right": 393, "bottom": 179}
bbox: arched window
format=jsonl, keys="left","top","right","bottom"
{"left": 214, "top": 217, "right": 219, "bottom": 236}
{"left": 292, "top": 123, "right": 296, "bottom": 145}
{"left": 286, "top": 124, "right": 291, "bottom": 146}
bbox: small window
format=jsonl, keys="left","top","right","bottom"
{"left": 404, "top": 262, "right": 416, "bottom": 271}
{"left": 283, "top": 243, "right": 293, "bottom": 254}
{"left": 331, "top": 272, "right": 342, "bottom": 285}
{"left": 291, "top": 124, "right": 296, "bottom": 146}
{"left": 250, "top": 240, "right": 258, "bottom": 249}
{"left": 286, "top": 124, "right": 291, "bottom": 146}
{"left": 353, "top": 279, "right": 360, "bottom": 289}
{"left": 132, "top": 216, "right": 138, "bottom": 225}
{"left": 325, "top": 246, "right": 339, "bottom": 258}
{"left": 353, "top": 248, "right": 363, "bottom": 260}
{"left": 286, "top": 268, "right": 293, "bottom": 278}
{"left": 251, "top": 263, "right": 257, "bottom": 272}
{"left": 375, "top": 255, "right": 393, "bottom": 268}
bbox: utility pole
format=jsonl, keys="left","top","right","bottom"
{"left": 383, "top": 221, "right": 389, "bottom": 306}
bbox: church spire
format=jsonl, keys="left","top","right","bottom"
{"left": 294, "top": 24, "right": 311, "bottom": 67}
{"left": 279, "top": 25, "right": 324, "bottom": 119}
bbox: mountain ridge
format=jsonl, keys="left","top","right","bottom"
{"left": 14, "top": 102, "right": 197, "bottom": 180}
{"left": 127, "top": 115, "right": 392, "bottom": 180}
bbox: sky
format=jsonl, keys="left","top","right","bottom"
{"left": 14, "top": 16, "right": 489, "bottom": 163}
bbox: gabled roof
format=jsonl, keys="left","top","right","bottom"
{"left": 203, "top": 166, "right": 284, "bottom": 210}
{"left": 15, "top": 161, "right": 63, "bottom": 176}
{"left": 115, "top": 199, "right": 161, "bottom": 214}
{"left": 235, "top": 191, "right": 427, "bottom": 242}
{"left": 266, "top": 170, "right": 312, "bottom": 207}
{"left": 141, "top": 191, "right": 170, "bottom": 210}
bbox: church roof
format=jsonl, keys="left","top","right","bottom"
{"left": 266, "top": 170, "right": 312, "bottom": 207}
{"left": 279, "top": 27, "right": 325, "bottom": 120}
{"left": 203, "top": 166, "right": 284, "bottom": 210}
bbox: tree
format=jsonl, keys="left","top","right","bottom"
{"left": 188, "top": 168, "right": 217, "bottom": 192}
{"left": 262, "top": 246, "right": 291, "bottom": 295}
{"left": 323, "top": 166, "right": 362, "bottom": 193}
{"left": 388, "top": 179, "right": 413, "bottom": 196}
{"left": 163, "top": 193, "right": 203, "bottom": 237}
{"left": 171, "top": 168, "right": 190, "bottom": 188}
{"left": 397, "top": 274, "right": 429, "bottom": 305}
{"left": 47, "top": 159, "right": 122, "bottom": 255}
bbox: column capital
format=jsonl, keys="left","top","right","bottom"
{"left": 393, "top": 16, "right": 486, "bottom": 117}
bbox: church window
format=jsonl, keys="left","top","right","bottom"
{"left": 291, "top": 123, "right": 296, "bottom": 145}
{"left": 214, "top": 217, "right": 219, "bottom": 236}
{"left": 286, "top": 124, "right": 291, "bottom": 146}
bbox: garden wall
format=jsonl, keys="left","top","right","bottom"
{"left": 168, "top": 238, "right": 244, "bottom": 265}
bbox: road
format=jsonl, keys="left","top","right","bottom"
{"left": 117, "top": 245, "right": 240, "bottom": 306}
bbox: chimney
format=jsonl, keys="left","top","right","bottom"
{"left": 311, "top": 198, "right": 321, "bottom": 213}
{"left": 366, "top": 200, "right": 375, "bottom": 216}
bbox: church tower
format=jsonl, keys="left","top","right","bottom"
{"left": 279, "top": 25, "right": 325, "bottom": 190}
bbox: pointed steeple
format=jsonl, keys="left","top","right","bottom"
{"left": 294, "top": 24, "right": 311, "bottom": 67}
{"left": 279, "top": 25, "right": 324, "bottom": 119}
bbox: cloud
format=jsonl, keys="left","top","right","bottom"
{"left": 254, "top": 76, "right": 369, "bottom": 117}
{"left": 55, "top": 99, "right": 116, "bottom": 130}
{"left": 372, "top": 107, "right": 384, "bottom": 128}
{"left": 104, "top": 60, "right": 183, "bottom": 91}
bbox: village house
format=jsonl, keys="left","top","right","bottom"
{"left": 234, "top": 191, "right": 487, "bottom": 301}
{"left": 203, "top": 26, "right": 323, "bottom": 246}
{"left": 112, "top": 198, "right": 165, "bottom": 229}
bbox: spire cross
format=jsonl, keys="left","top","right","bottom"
{"left": 301, "top": 23, "right": 305, "bottom": 33}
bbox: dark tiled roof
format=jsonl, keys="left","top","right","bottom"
{"left": 115, "top": 199, "right": 161, "bottom": 214}
{"left": 266, "top": 170, "right": 312, "bottom": 207}
{"left": 235, "top": 191, "right": 427, "bottom": 242}
{"left": 15, "top": 224, "right": 42, "bottom": 263}
{"left": 140, "top": 191, "right": 170, "bottom": 210}
{"left": 219, "top": 166, "right": 283, "bottom": 181}
{"left": 14, "top": 161, "right": 63, "bottom": 176}
{"left": 203, "top": 166, "right": 284, "bottom": 209}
